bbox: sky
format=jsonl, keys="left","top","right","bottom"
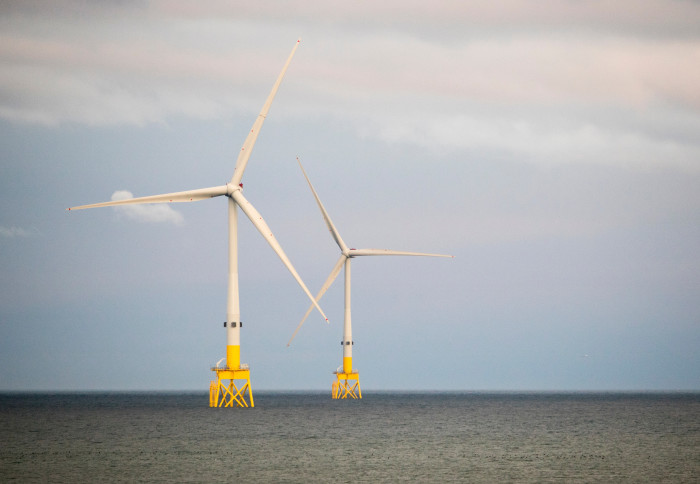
{"left": 1, "top": 0, "right": 699, "bottom": 392}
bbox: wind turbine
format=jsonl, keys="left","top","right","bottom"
{"left": 67, "top": 40, "right": 328, "bottom": 408}
{"left": 288, "top": 158, "right": 453, "bottom": 399}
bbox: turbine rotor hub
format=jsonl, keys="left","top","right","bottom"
{"left": 226, "top": 183, "right": 243, "bottom": 197}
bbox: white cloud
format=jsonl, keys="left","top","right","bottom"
{"left": 111, "top": 191, "right": 184, "bottom": 225}
{"left": 0, "top": 226, "right": 31, "bottom": 238}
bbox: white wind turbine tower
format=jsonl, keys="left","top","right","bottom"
{"left": 67, "top": 40, "right": 328, "bottom": 408}
{"left": 288, "top": 158, "right": 453, "bottom": 399}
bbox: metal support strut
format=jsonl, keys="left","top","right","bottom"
{"left": 332, "top": 369, "right": 362, "bottom": 399}
{"left": 210, "top": 366, "right": 254, "bottom": 407}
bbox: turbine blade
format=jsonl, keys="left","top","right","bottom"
{"left": 348, "top": 248, "right": 454, "bottom": 258}
{"left": 296, "top": 157, "right": 349, "bottom": 252}
{"left": 230, "top": 40, "right": 301, "bottom": 186}
{"left": 67, "top": 185, "right": 229, "bottom": 211}
{"left": 232, "top": 189, "right": 329, "bottom": 322}
{"left": 287, "top": 254, "right": 346, "bottom": 347}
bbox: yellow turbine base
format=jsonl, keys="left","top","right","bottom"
{"left": 226, "top": 345, "right": 241, "bottom": 370}
{"left": 210, "top": 367, "right": 254, "bottom": 408}
{"left": 332, "top": 370, "right": 361, "bottom": 399}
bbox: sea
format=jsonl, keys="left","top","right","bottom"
{"left": 1, "top": 392, "right": 698, "bottom": 483}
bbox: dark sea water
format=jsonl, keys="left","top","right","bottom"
{"left": 1, "top": 392, "right": 698, "bottom": 483}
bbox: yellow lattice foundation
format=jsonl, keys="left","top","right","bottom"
{"left": 332, "top": 370, "right": 361, "bottom": 399}
{"left": 210, "top": 367, "right": 254, "bottom": 407}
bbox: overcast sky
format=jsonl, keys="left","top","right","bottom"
{"left": 1, "top": 0, "right": 699, "bottom": 392}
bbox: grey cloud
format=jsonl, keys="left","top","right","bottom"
{"left": 0, "top": 0, "right": 698, "bottom": 175}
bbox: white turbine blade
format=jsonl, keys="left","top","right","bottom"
{"left": 296, "top": 157, "right": 349, "bottom": 252}
{"left": 348, "top": 248, "right": 454, "bottom": 258}
{"left": 230, "top": 40, "right": 301, "bottom": 186}
{"left": 67, "top": 185, "right": 229, "bottom": 211}
{"left": 287, "top": 254, "right": 346, "bottom": 347}
{"left": 231, "top": 189, "right": 329, "bottom": 322}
